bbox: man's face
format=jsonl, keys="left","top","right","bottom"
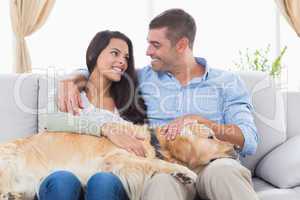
{"left": 146, "top": 27, "right": 178, "bottom": 72}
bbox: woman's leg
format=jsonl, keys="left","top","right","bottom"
{"left": 38, "top": 170, "right": 83, "bottom": 200}
{"left": 86, "top": 172, "right": 129, "bottom": 200}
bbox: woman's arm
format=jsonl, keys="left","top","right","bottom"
{"left": 43, "top": 112, "right": 102, "bottom": 137}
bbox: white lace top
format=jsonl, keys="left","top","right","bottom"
{"left": 79, "top": 91, "right": 127, "bottom": 126}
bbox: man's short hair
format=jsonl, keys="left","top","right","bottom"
{"left": 149, "top": 9, "right": 196, "bottom": 49}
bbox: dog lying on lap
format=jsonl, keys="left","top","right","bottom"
{"left": 0, "top": 122, "right": 237, "bottom": 200}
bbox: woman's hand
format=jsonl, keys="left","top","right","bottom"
{"left": 101, "top": 123, "right": 146, "bottom": 157}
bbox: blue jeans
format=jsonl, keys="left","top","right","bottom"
{"left": 38, "top": 171, "right": 129, "bottom": 200}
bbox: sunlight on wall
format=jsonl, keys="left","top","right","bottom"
{"left": 280, "top": 16, "right": 300, "bottom": 91}
{"left": 27, "top": 0, "right": 150, "bottom": 72}
{"left": 0, "top": 1, "right": 299, "bottom": 90}
{"left": 152, "top": 0, "right": 277, "bottom": 69}
{"left": 0, "top": 0, "right": 13, "bottom": 73}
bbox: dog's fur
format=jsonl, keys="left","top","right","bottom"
{"left": 0, "top": 123, "right": 236, "bottom": 200}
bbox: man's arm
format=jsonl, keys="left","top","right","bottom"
{"left": 192, "top": 117, "right": 245, "bottom": 150}
{"left": 221, "top": 75, "right": 258, "bottom": 156}
{"left": 161, "top": 115, "right": 245, "bottom": 150}
{"left": 58, "top": 69, "right": 89, "bottom": 115}
{"left": 195, "top": 74, "right": 258, "bottom": 156}
{"left": 162, "top": 74, "right": 258, "bottom": 157}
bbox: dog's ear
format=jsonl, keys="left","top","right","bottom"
{"left": 168, "top": 137, "right": 196, "bottom": 165}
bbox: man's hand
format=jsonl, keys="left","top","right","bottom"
{"left": 161, "top": 114, "right": 205, "bottom": 140}
{"left": 58, "top": 79, "right": 83, "bottom": 115}
{"left": 101, "top": 123, "right": 146, "bottom": 157}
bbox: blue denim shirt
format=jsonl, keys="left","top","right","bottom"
{"left": 137, "top": 57, "right": 258, "bottom": 156}
{"left": 79, "top": 57, "right": 258, "bottom": 156}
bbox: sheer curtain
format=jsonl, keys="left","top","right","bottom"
{"left": 275, "top": 0, "right": 300, "bottom": 37}
{"left": 1, "top": 1, "right": 299, "bottom": 89}
{"left": 10, "top": 0, "right": 55, "bottom": 73}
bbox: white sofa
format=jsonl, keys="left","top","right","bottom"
{"left": 0, "top": 72, "right": 299, "bottom": 199}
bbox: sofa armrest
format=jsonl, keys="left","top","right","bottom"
{"left": 255, "top": 135, "right": 300, "bottom": 188}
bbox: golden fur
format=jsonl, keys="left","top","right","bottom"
{"left": 0, "top": 123, "right": 236, "bottom": 200}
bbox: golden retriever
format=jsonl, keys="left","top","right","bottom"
{"left": 0, "top": 123, "right": 237, "bottom": 200}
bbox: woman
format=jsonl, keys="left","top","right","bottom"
{"left": 38, "top": 30, "right": 147, "bottom": 200}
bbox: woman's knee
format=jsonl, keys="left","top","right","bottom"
{"left": 86, "top": 172, "right": 128, "bottom": 200}
{"left": 87, "top": 172, "right": 123, "bottom": 189}
{"left": 39, "top": 170, "right": 82, "bottom": 199}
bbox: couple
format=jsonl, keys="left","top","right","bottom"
{"left": 40, "top": 9, "right": 259, "bottom": 200}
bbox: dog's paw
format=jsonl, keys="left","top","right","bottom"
{"left": 171, "top": 172, "right": 194, "bottom": 185}
{"left": 0, "top": 192, "right": 23, "bottom": 200}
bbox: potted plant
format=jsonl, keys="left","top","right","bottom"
{"left": 232, "top": 45, "right": 287, "bottom": 78}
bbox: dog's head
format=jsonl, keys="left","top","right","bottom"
{"left": 156, "top": 124, "right": 238, "bottom": 172}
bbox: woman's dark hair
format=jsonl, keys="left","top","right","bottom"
{"left": 86, "top": 30, "right": 147, "bottom": 124}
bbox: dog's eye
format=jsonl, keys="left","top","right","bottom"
{"left": 208, "top": 135, "right": 214, "bottom": 139}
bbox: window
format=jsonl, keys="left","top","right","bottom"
{"left": 280, "top": 15, "right": 300, "bottom": 91}
{"left": 152, "top": 0, "right": 277, "bottom": 69}
{"left": 0, "top": 1, "right": 299, "bottom": 90}
{"left": 0, "top": 0, "right": 13, "bottom": 73}
{"left": 28, "top": 1, "right": 151, "bottom": 72}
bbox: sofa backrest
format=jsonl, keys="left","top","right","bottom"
{"left": 237, "top": 71, "right": 287, "bottom": 173}
{"left": 283, "top": 91, "right": 300, "bottom": 139}
{"left": 0, "top": 74, "right": 39, "bottom": 142}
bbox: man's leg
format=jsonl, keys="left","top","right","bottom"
{"left": 142, "top": 173, "right": 196, "bottom": 200}
{"left": 196, "top": 158, "right": 259, "bottom": 200}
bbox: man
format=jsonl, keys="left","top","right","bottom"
{"left": 57, "top": 9, "right": 259, "bottom": 200}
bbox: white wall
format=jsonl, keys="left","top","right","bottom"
{"left": 152, "top": 0, "right": 277, "bottom": 69}
{"left": 280, "top": 16, "right": 300, "bottom": 90}
{"left": 0, "top": 0, "right": 13, "bottom": 73}
{"left": 0, "top": 1, "right": 299, "bottom": 90}
{"left": 28, "top": 0, "right": 151, "bottom": 71}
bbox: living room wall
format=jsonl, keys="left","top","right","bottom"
{"left": 0, "top": 0, "right": 299, "bottom": 90}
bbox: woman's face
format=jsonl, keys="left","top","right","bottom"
{"left": 95, "top": 38, "right": 129, "bottom": 82}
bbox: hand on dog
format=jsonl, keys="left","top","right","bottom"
{"left": 161, "top": 115, "right": 204, "bottom": 140}
{"left": 102, "top": 123, "right": 146, "bottom": 157}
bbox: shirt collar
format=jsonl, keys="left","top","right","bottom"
{"left": 162, "top": 57, "right": 209, "bottom": 78}
{"left": 195, "top": 57, "right": 210, "bottom": 81}
{"left": 186, "top": 57, "right": 210, "bottom": 85}
{"left": 157, "top": 57, "right": 210, "bottom": 86}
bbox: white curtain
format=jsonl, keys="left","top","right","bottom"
{"left": 10, "top": 0, "right": 55, "bottom": 73}
{"left": 275, "top": 0, "right": 300, "bottom": 37}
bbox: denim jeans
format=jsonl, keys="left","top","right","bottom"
{"left": 38, "top": 170, "right": 129, "bottom": 200}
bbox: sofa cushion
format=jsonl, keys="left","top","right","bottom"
{"left": 238, "top": 72, "right": 286, "bottom": 173}
{"left": 255, "top": 135, "right": 300, "bottom": 188}
{"left": 283, "top": 92, "right": 300, "bottom": 138}
{"left": 0, "top": 74, "right": 38, "bottom": 141}
{"left": 37, "top": 73, "right": 60, "bottom": 132}
{"left": 253, "top": 178, "right": 300, "bottom": 200}
{"left": 295, "top": 187, "right": 300, "bottom": 196}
